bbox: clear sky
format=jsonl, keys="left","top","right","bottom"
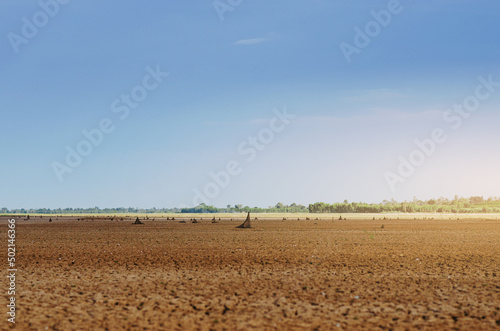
{"left": 1, "top": 0, "right": 500, "bottom": 209}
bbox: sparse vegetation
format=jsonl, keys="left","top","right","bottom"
{"left": 308, "top": 196, "right": 500, "bottom": 213}
{"left": 3, "top": 197, "right": 500, "bottom": 216}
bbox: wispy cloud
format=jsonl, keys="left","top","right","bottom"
{"left": 300, "top": 109, "right": 444, "bottom": 125}
{"left": 233, "top": 37, "right": 270, "bottom": 45}
{"left": 233, "top": 33, "right": 279, "bottom": 46}
{"left": 344, "top": 89, "right": 409, "bottom": 101}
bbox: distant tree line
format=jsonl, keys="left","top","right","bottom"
{"left": 180, "top": 203, "right": 308, "bottom": 214}
{"left": 308, "top": 196, "right": 500, "bottom": 214}
{"left": 0, "top": 207, "right": 182, "bottom": 215}
{"left": 3, "top": 197, "right": 500, "bottom": 215}
{"left": 0, "top": 203, "right": 308, "bottom": 215}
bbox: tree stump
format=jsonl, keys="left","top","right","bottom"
{"left": 133, "top": 217, "right": 144, "bottom": 225}
{"left": 236, "top": 212, "right": 252, "bottom": 228}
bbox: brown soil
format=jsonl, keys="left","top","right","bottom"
{"left": 1, "top": 217, "right": 499, "bottom": 330}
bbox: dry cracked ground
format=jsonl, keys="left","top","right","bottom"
{"left": 1, "top": 216, "right": 499, "bottom": 330}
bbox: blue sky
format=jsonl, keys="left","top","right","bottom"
{"left": 1, "top": 0, "right": 500, "bottom": 209}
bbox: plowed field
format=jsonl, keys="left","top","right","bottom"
{"left": 1, "top": 216, "right": 499, "bottom": 330}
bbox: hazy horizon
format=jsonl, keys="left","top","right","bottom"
{"left": 4, "top": 195, "right": 500, "bottom": 212}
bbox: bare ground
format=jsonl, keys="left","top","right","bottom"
{"left": 1, "top": 216, "right": 499, "bottom": 330}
